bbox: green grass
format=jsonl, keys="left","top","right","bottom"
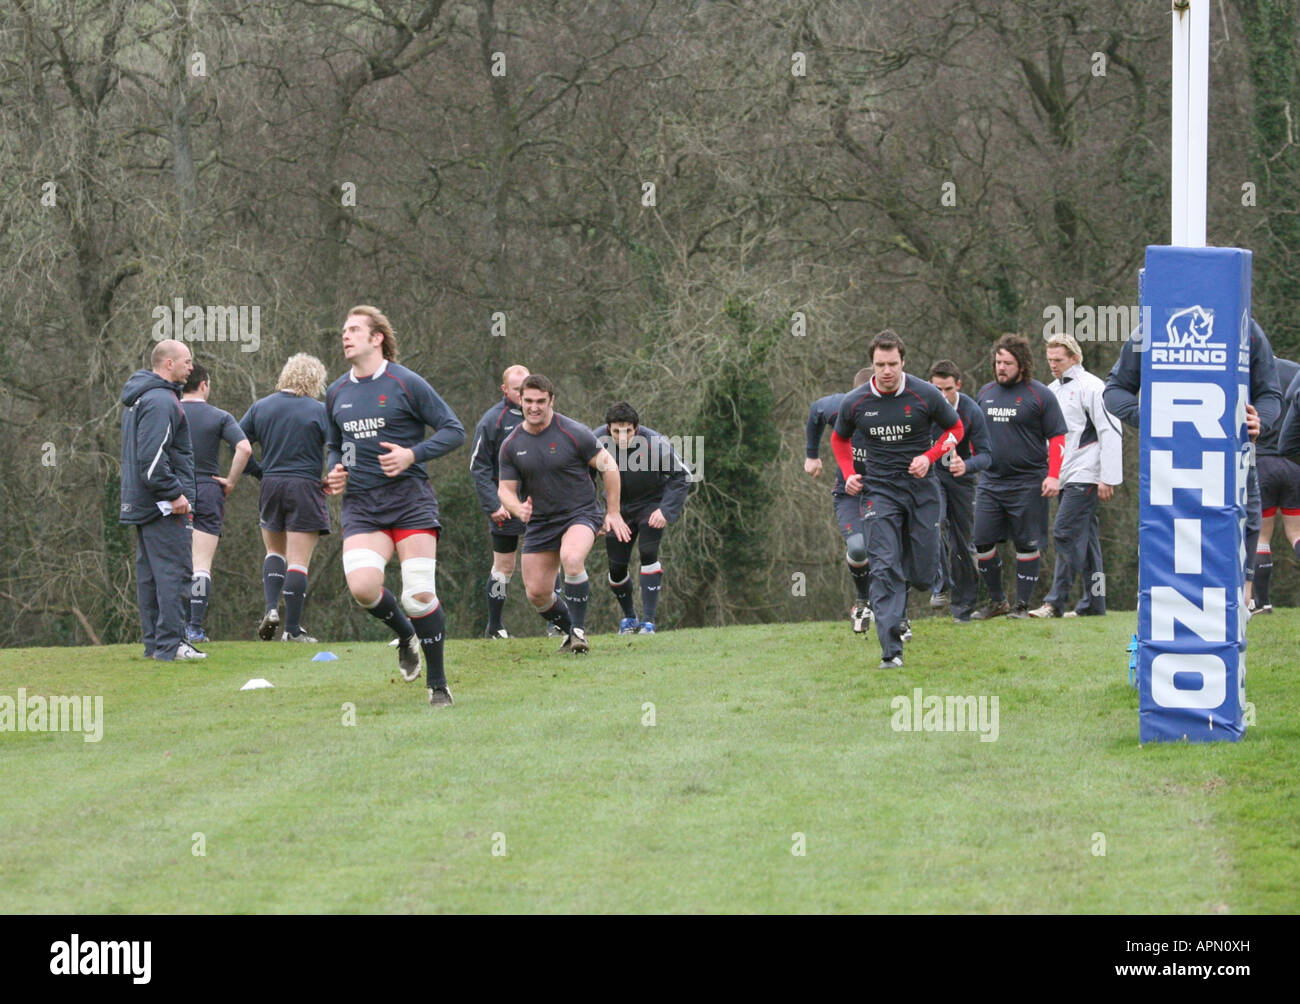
{"left": 1, "top": 611, "right": 1297, "bottom": 913}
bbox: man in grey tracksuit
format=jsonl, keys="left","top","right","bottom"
{"left": 119, "top": 339, "right": 203, "bottom": 661}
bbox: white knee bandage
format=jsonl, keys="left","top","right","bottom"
{"left": 342, "top": 548, "right": 388, "bottom": 574}
{"left": 400, "top": 557, "right": 439, "bottom": 617}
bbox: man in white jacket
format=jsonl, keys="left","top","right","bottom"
{"left": 1030, "top": 334, "right": 1123, "bottom": 618}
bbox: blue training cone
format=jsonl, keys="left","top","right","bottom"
{"left": 311, "top": 651, "right": 339, "bottom": 662}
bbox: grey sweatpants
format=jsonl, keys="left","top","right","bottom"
{"left": 1044, "top": 482, "right": 1104, "bottom": 614}
{"left": 135, "top": 514, "right": 193, "bottom": 659}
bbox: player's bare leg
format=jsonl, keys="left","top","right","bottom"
{"left": 523, "top": 549, "right": 579, "bottom": 650}
{"left": 343, "top": 532, "right": 420, "bottom": 680}
{"left": 392, "top": 531, "right": 452, "bottom": 705}
{"left": 558, "top": 524, "right": 596, "bottom": 650}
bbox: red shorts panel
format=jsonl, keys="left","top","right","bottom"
{"left": 386, "top": 528, "right": 438, "bottom": 543}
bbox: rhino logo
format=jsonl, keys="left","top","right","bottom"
{"left": 1164, "top": 305, "right": 1214, "bottom": 347}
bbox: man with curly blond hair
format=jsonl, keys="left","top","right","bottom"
{"left": 240, "top": 353, "right": 331, "bottom": 642}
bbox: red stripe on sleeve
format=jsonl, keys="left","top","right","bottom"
{"left": 1048, "top": 434, "right": 1065, "bottom": 478}
{"left": 925, "top": 418, "right": 964, "bottom": 464}
{"left": 831, "top": 430, "right": 855, "bottom": 480}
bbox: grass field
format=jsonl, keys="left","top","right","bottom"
{"left": 1, "top": 610, "right": 1297, "bottom": 914}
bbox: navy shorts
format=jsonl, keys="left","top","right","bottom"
{"left": 193, "top": 480, "right": 227, "bottom": 536}
{"left": 833, "top": 492, "right": 868, "bottom": 541}
{"left": 260, "top": 474, "right": 331, "bottom": 534}
{"left": 342, "top": 478, "right": 441, "bottom": 539}
{"left": 522, "top": 506, "right": 603, "bottom": 554}
{"left": 1258, "top": 454, "right": 1300, "bottom": 515}
{"left": 973, "top": 480, "right": 1049, "bottom": 551}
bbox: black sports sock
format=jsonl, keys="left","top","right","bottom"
{"left": 189, "top": 571, "right": 211, "bottom": 629}
{"left": 977, "top": 550, "right": 1004, "bottom": 602}
{"left": 487, "top": 572, "right": 508, "bottom": 632}
{"left": 608, "top": 566, "right": 636, "bottom": 618}
{"left": 1014, "top": 551, "right": 1040, "bottom": 606}
{"left": 364, "top": 587, "right": 414, "bottom": 639}
{"left": 564, "top": 573, "right": 591, "bottom": 631}
{"left": 1254, "top": 547, "right": 1272, "bottom": 607}
{"left": 263, "top": 553, "right": 286, "bottom": 612}
{"left": 848, "top": 561, "right": 871, "bottom": 603}
{"left": 283, "top": 567, "right": 308, "bottom": 635}
{"left": 640, "top": 562, "right": 662, "bottom": 622}
{"left": 539, "top": 595, "right": 573, "bottom": 635}
{"left": 411, "top": 604, "right": 447, "bottom": 689}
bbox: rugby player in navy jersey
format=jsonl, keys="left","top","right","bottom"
{"left": 469, "top": 364, "right": 530, "bottom": 638}
{"left": 240, "top": 354, "right": 330, "bottom": 643}
{"left": 831, "top": 331, "right": 963, "bottom": 668}
{"left": 180, "top": 363, "right": 252, "bottom": 642}
{"left": 497, "top": 374, "right": 630, "bottom": 654}
{"left": 593, "top": 403, "right": 690, "bottom": 634}
{"left": 928, "top": 360, "right": 992, "bottom": 622}
{"left": 970, "top": 334, "right": 1068, "bottom": 620}
{"left": 805, "top": 368, "right": 874, "bottom": 633}
{"left": 323, "top": 306, "right": 466, "bottom": 708}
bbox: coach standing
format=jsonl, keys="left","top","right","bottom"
{"left": 1029, "top": 335, "right": 1123, "bottom": 619}
{"left": 120, "top": 339, "right": 205, "bottom": 661}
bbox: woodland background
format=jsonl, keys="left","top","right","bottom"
{"left": 3, "top": 0, "right": 1298, "bottom": 645}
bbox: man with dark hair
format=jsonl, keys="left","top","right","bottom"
{"left": 497, "top": 374, "right": 630, "bottom": 653}
{"left": 469, "top": 364, "right": 530, "bottom": 639}
{"left": 324, "top": 306, "right": 465, "bottom": 707}
{"left": 805, "top": 367, "right": 874, "bottom": 633}
{"left": 831, "top": 331, "right": 964, "bottom": 668}
{"left": 928, "top": 359, "right": 992, "bottom": 622}
{"left": 120, "top": 339, "right": 205, "bottom": 661}
{"left": 1029, "top": 335, "right": 1123, "bottom": 619}
{"left": 180, "top": 362, "right": 252, "bottom": 642}
{"left": 971, "top": 333, "right": 1068, "bottom": 619}
{"left": 593, "top": 402, "right": 690, "bottom": 633}
{"left": 1104, "top": 316, "right": 1280, "bottom": 614}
